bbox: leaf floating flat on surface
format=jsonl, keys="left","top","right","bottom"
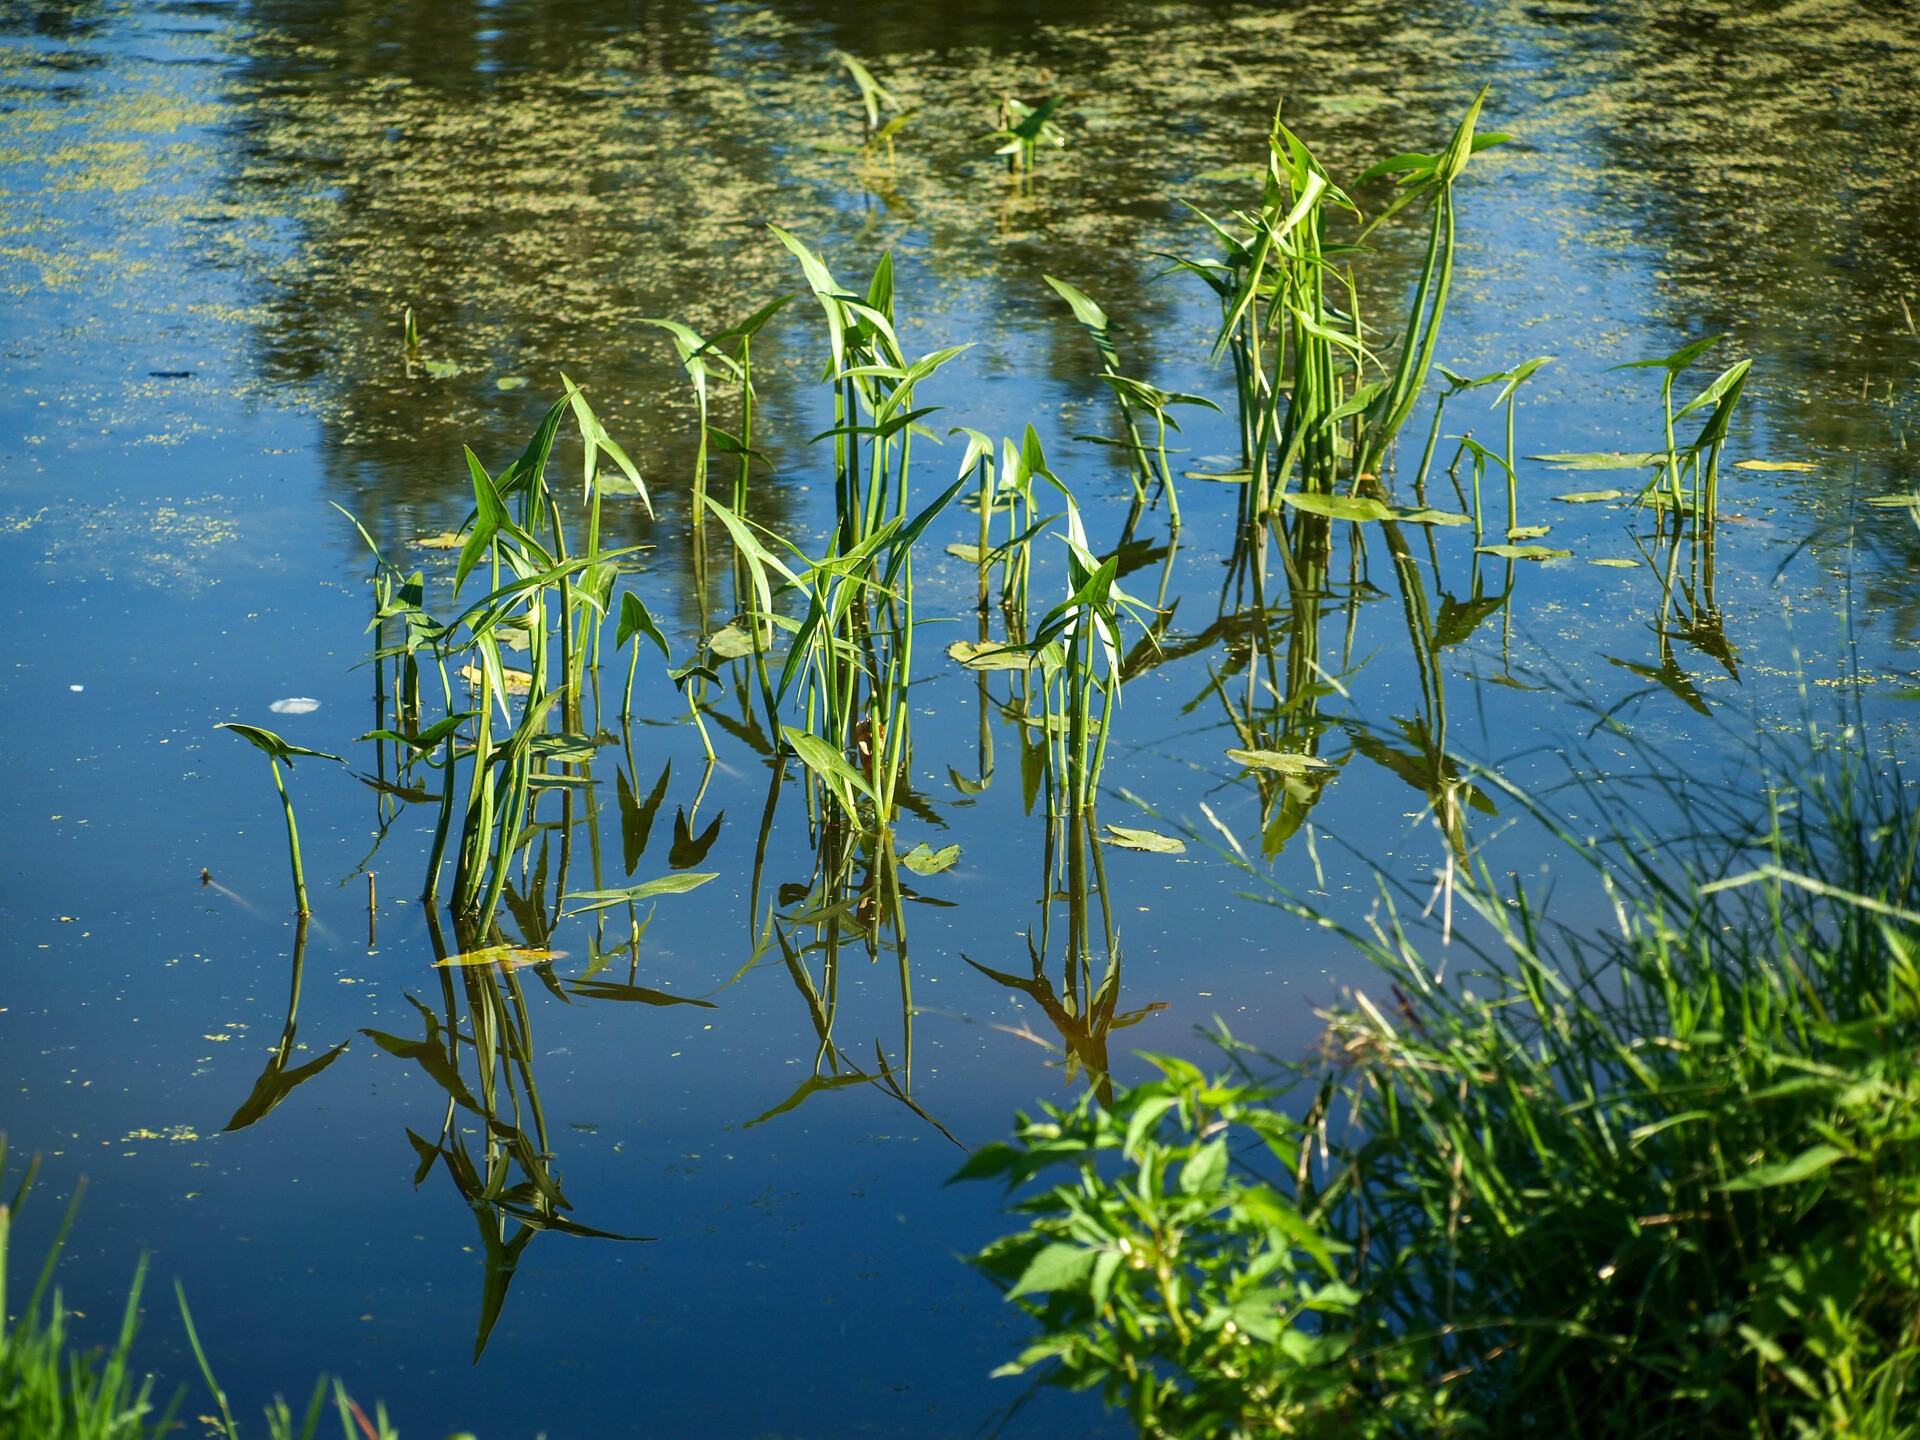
{"left": 1506, "top": 524, "right": 1552, "bottom": 540}
{"left": 495, "top": 375, "right": 530, "bottom": 391}
{"left": 1588, "top": 558, "right": 1639, "bottom": 568}
{"left": 1532, "top": 452, "right": 1663, "bottom": 470}
{"left": 1228, "top": 748, "right": 1336, "bottom": 775}
{"left": 706, "top": 623, "right": 761, "bottom": 660}
{"left": 413, "top": 531, "right": 464, "bottom": 549}
{"left": 433, "top": 945, "right": 565, "bottom": 970}
{"left": 1554, "top": 490, "right": 1625, "bottom": 504}
{"left": 900, "top": 842, "right": 961, "bottom": 875}
{"left": 1476, "top": 543, "right": 1572, "bottom": 561}
{"left": 945, "top": 542, "right": 988, "bottom": 563}
{"left": 269, "top": 697, "right": 321, "bottom": 715}
{"left": 1102, "top": 825, "right": 1186, "bottom": 854}
{"left": 948, "top": 639, "right": 1031, "bottom": 671}
{"left": 1281, "top": 492, "right": 1469, "bottom": 526}
{"left": 421, "top": 359, "right": 461, "bottom": 379}
{"left": 458, "top": 662, "right": 533, "bottom": 693}
{"left": 1734, "top": 459, "right": 1815, "bottom": 472}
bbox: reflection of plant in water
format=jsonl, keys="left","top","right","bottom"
{"left": 966, "top": 811, "right": 1164, "bottom": 1105}
{"left": 749, "top": 796, "right": 958, "bottom": 1146}
{"left": 365, "top": 912, "right": 652, "bottom": 1362}
{"left": 222, "top": 917, "right": 350, "bottom": 1134}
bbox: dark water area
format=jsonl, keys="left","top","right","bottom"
{"left": 3, "top": 1, "right": 1918, "bottom": 1436}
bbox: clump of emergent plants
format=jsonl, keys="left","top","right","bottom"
{"left": 959, "top": 724, "right": 1920, "bottom": 1437}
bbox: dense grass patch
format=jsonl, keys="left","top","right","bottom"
{"left": 962, "top": 724, "right": 1920, "bottom": 1437}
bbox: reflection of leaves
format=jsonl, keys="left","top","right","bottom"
{"left": 567, "top": 979, "right": 717, "bottom": 1008}
{"left": 1432, "top": 589, "right": 1510, "bottom": 650}
{"left": 362, "top": 999, "right": 478, "bottom": 1111}
{"left": 743, "top": 1072, "right": 870, "bottom": 1129}
{"left": 668, "top": 806, "right": 723, "bottom": 868}
{"left": 223, "top": 1042, "right": 349, "bottom": 1132}
{"left": 618, "top": 761, "right": 671, "bottom": 875}
{"left": 1607, "top": 654, "right": 1711, "bottom": 716}
{"left": 1101, "top": 535, "right": 1169, "bottom": 582}
{"left": 1347, "top": 724, "right": 1497, "bottom": 815}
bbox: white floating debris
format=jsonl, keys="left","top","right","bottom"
{"left": 270, "top": 697, "right": 321, "bottom": 715}
{"left": 69, "top": 684, "right": 84, "bottom": 692}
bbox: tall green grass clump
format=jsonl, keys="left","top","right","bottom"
{"left": 961, "top": 724, "right": 1920, "bottom": 1437}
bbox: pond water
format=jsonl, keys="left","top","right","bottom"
{"left": 3, "top": 1, "right": 1918, "bottom": 1436}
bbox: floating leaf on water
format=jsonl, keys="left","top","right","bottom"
{"left": 1182, "top": 469, "right": 1252, "bottom": 484}
{"left": 433, "top": 945, "right": 565, "bottom": 970}
{"left": 1506, "top": 525, "right": 1552, "bottom": 540}
{"left": 413, "top": 531, "right": 464, "bottom": 549}
{"left": 1588, "top": 558, "right": 1640, "bottom": 568}
{"left": 946, "top": 543, "right": 988, "bottom": 563}
{"left": 1734, "top": 459, "right": 1815, "bottom": 472}
{"left": 1102, "top": 825, "right": 1186, "bottom": 854}
{"left": 1281, "top": 492, "right": 1468, "bottom": 526}
{"left": 948, "top": 638, "right": 1031, "bottom": 671}
{"left": 269, "top": 697, "right": 321, "bottom": 715}
{"left": 1554, "top": 490, "right": 1625, "bottom": 504}
{"left": 495, "top": 376, "right": 530, "bottom": 391}
{"left": 1281, "top": 491, "right": 1394, "bottom": 523}
{"left": 706, "top": 623, "right": 761, "bottom": 660}
{"left": 421, "top": 359, "right": 462, "bottom": 379}
{"left": 1228, "top": 748, "right": 1335, "bottom": 775}
{"left": 899, "top": 842, "right": 961, "bottom": 875}
{"left": 457, "top": 663, "right": 533, "bottom": 693}
{"left": 1532, "top": 452, "right": 1663, "bottom": 470}
{"left": 1476, "top": 544, "right": 1572, "bottom": 561}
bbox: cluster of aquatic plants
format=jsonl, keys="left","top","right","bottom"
{"left": 963, "top": 725, "right": 1920, "bottom": 1436}
{"left": 0, "top": 1147, "right": 415, "bottom": 1440}
{"left": 203, "top": 77, "right": 1790, "bottom": 1387}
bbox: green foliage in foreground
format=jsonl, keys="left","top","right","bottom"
{"left": 962, "top": 731, "right": 1920, "bottom": 1437}
{"left": 0, "top": 1152, "right": 432, "bottom": 1440}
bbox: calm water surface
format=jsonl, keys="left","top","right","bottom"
{"left": 3, "top": 1, "right": 1918, "bottom": 1435}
